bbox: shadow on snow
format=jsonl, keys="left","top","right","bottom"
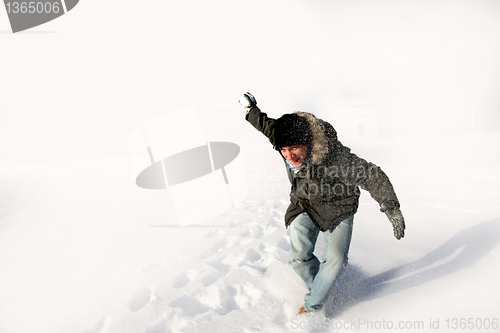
{"left": 325, "top": 218, "right": 500, "bottom": 318}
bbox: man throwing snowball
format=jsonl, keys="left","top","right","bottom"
{"left": 238, "top": 92, "right": 405, "bottom": 315}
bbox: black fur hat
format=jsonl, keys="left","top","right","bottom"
{"left": 274, "top": 113, "right": 313, "bottom": 150}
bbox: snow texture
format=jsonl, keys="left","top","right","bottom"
{"left": 1, "top": 139, "right": 499, "bottom": 333}
{"left": 1, "top": 0, "right": 500, "bottom": 332}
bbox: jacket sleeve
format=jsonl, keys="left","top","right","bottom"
{"left": 245, "top": 106, "right": 277, "bottom": 147}
{"left": 334, "top": 144, "right": 400, "bottom": 211}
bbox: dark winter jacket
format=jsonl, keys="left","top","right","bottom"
{"left": 246, "top": 106, "right": 400, "bottom": 232}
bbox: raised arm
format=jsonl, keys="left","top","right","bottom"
{"left": 239, "top": 92, "right": 277, "bottom": 147}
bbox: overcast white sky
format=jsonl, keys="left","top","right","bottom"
{"left": 1, "top": 0, "right": 499, "bottom": 164}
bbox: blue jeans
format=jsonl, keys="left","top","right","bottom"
{"left": 289, "top": 212, "right": 354, "bottom": 312}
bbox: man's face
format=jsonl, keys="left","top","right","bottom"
{"left": 279, "top": 145, "right": 309, "bottom": 168}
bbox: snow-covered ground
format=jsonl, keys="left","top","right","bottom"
{"left": 1, "top": 0, "right": 500, "bottom": 332}
{"left": 1, "top": 136, "right": 499, "bottom": 333}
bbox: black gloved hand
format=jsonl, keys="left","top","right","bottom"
{"left": 381, "top": 203, "right": 405, "bottom": 240}
{"left": 238, "top": 92, "right": 257, "bottom": 114}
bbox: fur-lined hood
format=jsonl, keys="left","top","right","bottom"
{"left": 294, "top": 111, "right": 336, "bottom": 165}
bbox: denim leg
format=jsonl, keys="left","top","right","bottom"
{"left": 304, "top": 215, "right": 354, "bottom": 312}
{"left": 289, "top": 212, "right": 320, "bottom": 292}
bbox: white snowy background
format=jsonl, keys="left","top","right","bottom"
{"left": 1, "top": 0, "right": 500, "bottom": 332}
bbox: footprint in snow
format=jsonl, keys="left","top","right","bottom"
{"left": 168, "top": 296, "right": 211, "bottom": 317}
{"left": 234, "top": 283, "right": 263, "bottom": 310}
{"left": 216, "top": 285, "right": 239, "bottom": 316}
{"left": 245, "top": 248, "right": 262, "bottom": 263}
{"left": 171, "top": 269, "right": 197, "bottom": 289}
{"left": 180, "top": 283, "right": 263, "bottom": 317}
{"left": 127, "top": 287, "right": 152, "bottom": 312}
{"left": 199, "top": 238, "right": 228, "bottom": 259}
{"left": 215, "top": 283, "right": 264, "bottom": 315}
{"left": 268, "top": 214, "right": 283, "bottom": 226}
{"left": 201, "top": 258, "right": 230, "bottom": 287}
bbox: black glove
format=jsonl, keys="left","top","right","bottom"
{"left": 381, "top": 203, "right": 405, "bottom": 240}
{"left": 238, "top": 92, "right": 257, "bottom": 114}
